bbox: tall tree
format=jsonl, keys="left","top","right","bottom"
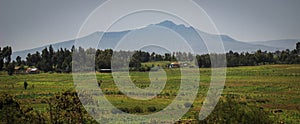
{"left": 0, "top": 47, "right": 3, "bottom": 71}
{"left": 49, "top": 45, "right": 54, "bottom": 69}
{"left": 150, "top": 52, "right": 156, "bottom": 61}
{"left": 7, "top": 61, "right": 15, "bottom": 76}
{"left": 41, "top": 47, "right": 52, "bottom": 72}
{"left": 26, "top": 53, "right": 32, "bottom": 66}
{"left": 2, "top": 46, "right": 12, "bottom": 68}
{"left": 16, "top": 56, "right": 22, "bottom": 66}
{"left": 164, "top": 53, "right": 171, "bottom": 61}
{"left": 297, "top": 42, "right": 300, "bottom": 55}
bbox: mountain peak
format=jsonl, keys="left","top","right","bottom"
{"left": 156, "top": 20, "right": 177, "bottom": 27}
{"left": 12, "top": 19, "right": 293, "bottom": 60}
{"left": 155, "top": 20, "right": 193, "bottom": 31}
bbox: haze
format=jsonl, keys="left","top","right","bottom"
{"left": 0, "top": 0, "right": 300, "bottom": 51}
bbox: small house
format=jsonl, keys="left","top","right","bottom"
{"left": 26, "top": 68, "right": 40, "bottom": 74}
{"left": 99, "top": 69, "right": 112, "bottom": 73}
{"left": 169, "top": 62, "right": 180, "bottom": 68}
{"left": 14, "top": 66, "right": 24, "bottom": 74}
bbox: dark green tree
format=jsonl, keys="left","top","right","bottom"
{"left": 296, "top": 42, "right": 300, "bottom": 54}
{"left": 7, "top": 61, "right": 15, "bottom": 76}
{"left": 16, "top": 56, "right": 22, "bottom": 66}
{"left": 49, "top": 45, "right": 54, "bottom": 70}
{"left": 2, "top": 46, "right": 12, "bottom": 68}
{"left": 26, "top": 53, "right": 32, "bottom": 66}
{"left": 129, "top": 57, "right": 141, "bottom": 68}
{"left": 0, "top": 47, "right": 3, "bottom": 71}
{"left": 0, "top": 94, "right": 46, "bottom": 123}
{"left": 164, "top": 53, "right": 171, "bottom": 61}
{"left": 41, "top": 47, "right": 52, "bottom": 72}
{"left": 197, "top": 96, "right": 274, "bottom": 124}
{"left": 47, "top": 91, "right": 96, "bottom": 123}
{"left": 150, "top": 52, "right": 156, "bottom": 61}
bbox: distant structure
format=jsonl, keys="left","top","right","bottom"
{"left": 99, "top": 69, "right": 112, "bottom": 73}
{"left": 14, "top": 66, "right": 24, "bottom": 74}
{"left": 169, "top": 62, "right": 180, "bottom": 68}
{"left": 26, "top": 68, "right": 40, "bottom": 74}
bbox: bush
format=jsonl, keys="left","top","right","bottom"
{"left": 0, "top": 94, "right": 45, "bottom": 123}
{"left": 47, "top": 91, "right": 97, "bottom": 124}
{"left": 147, "top": 106, "right": 157, "bottom": 112}
{"left": 197, "top": 96, "right": 274, "bottom": 124}
{"left": 6, "top": 62, "right": 15, "bottom": 76}
{"left": 132, "top": 106, "right": 143, "bottom": 113}
{"left": 119, "top": 107, "right": 130, "bottom": 113}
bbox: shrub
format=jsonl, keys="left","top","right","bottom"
{"left": 6, "top": 62, "right": 15, "bottom": 76}
{"left": 119, "top": 107, "right": 130, "bottom": 113}
{"left": 47, "top": 91, "right": 97, "bottom": 123}
{"left": 0, "top": 94, "right": 45, "bottom": 123}
{"left": 147, "top": 106, "right": 157, "bottom": 112}
{"left": 197, "top": 96, "right": 274, "bottom": 124}
{"left": 132, "top": 106, "right": 143, "bottom": 113}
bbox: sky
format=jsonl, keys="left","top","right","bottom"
{"left": 0, "top": 0, "right": 300, "bottom": 52}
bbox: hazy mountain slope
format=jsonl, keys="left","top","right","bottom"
{"left": 250, "top": 39, "right": 299, "bottom": 50}
{"left": 12, "top": 40, "right": 75, "bottom": 60}
{"left": 12, "top": 20, "right": 294, "bottom": 59}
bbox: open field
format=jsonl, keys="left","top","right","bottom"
{"left": 0, "top": 64, "right": 300, "bottom": 123}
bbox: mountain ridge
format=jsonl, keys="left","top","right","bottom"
{"left": 12, "top": 20, "right": 298, "bottom": 59}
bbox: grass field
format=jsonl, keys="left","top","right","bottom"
{"left": 0, "top": 64, "right": 299, "bottom": 123}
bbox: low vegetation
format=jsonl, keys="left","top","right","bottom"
{"left": 0, "top": 43, "right": 299, "bottom": 123}
{"left": 0, "top": 64, "right": 299, "bottom": 123}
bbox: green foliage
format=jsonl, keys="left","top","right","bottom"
{"left": 0, "top": 94, "right": 24, "bottom": 123}
{"left": 47, "top": 91, "right": 97, "bottom": 124}
{"left": 0, "top": 47, "right": 3, "bottom": 71}
{"left": 198, "top": 96, "right": 274, "bottom": 124}
{"left": 16, "top": 56, "right": 22, "bottom": 66}
{"left": 14, "top": 42, "right": 300, "bottom": 74}
{"left": 0, "top": 46, "right": 13, "bottom": 71}
{"left": 147, "top": 106, "right": 157, "bottom": 112}
{"left": 0, "top": 94, "right": 46, "bottom": 124}
{"left": 25, "top": 46, "right": 72, "bottom": 73}
{"left": 0, "top": 91, "right": 97, "bottom": 123}
{"left": 6, "top": 61, "right": 15, "bottom": 76}
{"left": 196, "top": 48, "right": 300, "bottom": 67}
{"left": 0, "top": 64, "right": 299, "bottom": 123}
{"left": 297, "top": 42, "right": 300, "bottom": 54}
{"left": 132, "top": 106, "right": 143, "bottom": 113}
{"left": 26, "top": 51, "right": 42, "bottom": 67}
{"left": 2, "top": 46, "right": 12, "bottom": 67}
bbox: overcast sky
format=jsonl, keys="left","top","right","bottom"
{"left": 1, "top": 0, "right": 300, "bottom": 51}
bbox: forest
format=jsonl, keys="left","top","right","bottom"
{"left": 0, "top": 42, "right": 299, "bottom": 75}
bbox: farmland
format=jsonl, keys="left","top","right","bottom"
{"left": 0, "top": 64, "right": 300, "bottom": 123}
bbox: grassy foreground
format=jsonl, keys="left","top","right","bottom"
{"left": 0, "top": 64, "right": 299, "bottom": 123}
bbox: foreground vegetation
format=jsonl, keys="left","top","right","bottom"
{"left": 0, "top": 64, "right": 299, "bottom": 123}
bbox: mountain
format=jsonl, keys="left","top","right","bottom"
{"left": 155, "top": 21, "right": 279, "bottom": 53}
{"left": 12, "top": 40, "right": 75, "bottom": 60}
{"left": 12, "top": 20, "right": 296, "bottom": 59}
{"left": 250, "top": 39, "right": 299, "bottom": 50}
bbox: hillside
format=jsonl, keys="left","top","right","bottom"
{"left": 12, "top": 20, "right": 295, "bottom": 59}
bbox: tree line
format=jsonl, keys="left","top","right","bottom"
{"left": 1, "top": 42, "right": 300, "bottom": 75}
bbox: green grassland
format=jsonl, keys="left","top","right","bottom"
{"left": 0, "top": 64, "right": 300, "bottom": 123}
